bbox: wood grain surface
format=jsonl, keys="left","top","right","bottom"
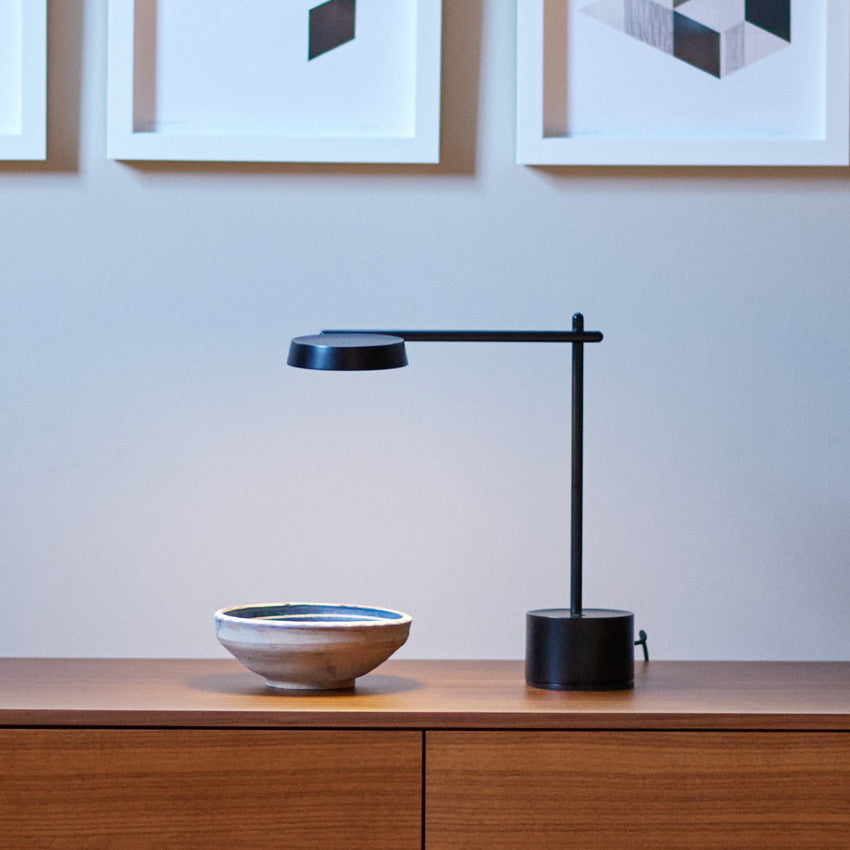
{"left": 3, "top": 660, "right": 848, "bottom": 848}
{"left": 0, "top": 729, "right": 421, "bottom": 849}
{"left": 1, "top": 659, "right": 848, "bottom": 729}
{"left": 426, "top": 730, "right": 850, "bottom": 849}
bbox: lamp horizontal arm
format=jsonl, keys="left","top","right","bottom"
{"left": 320, "top": 329, "right": 603, "bottom": 343}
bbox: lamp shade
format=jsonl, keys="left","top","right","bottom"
{"left": 287, "top": 333, "right": 408, "bottom": 371}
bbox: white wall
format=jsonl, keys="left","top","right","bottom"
{"left": 2, "top": 1, "right": 848, "bottom": 662}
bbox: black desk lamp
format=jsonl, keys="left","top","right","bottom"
{"left": 288, "top": 314, "right": 635, "bottom": 690}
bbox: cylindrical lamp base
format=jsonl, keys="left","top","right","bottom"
{"left": 526, "top": 609, "right": 634, "bottom": 691}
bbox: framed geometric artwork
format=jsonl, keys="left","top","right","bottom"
{"left": 0, "top": 0, "right": 46, "bottom": 160}
{"left": 517, "top": 0, "right": 850, "bottom": 165}
{"left": 106, "top": 0, "right": 442, "bottom": 163}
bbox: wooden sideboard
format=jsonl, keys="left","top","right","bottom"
{"left": 1, "top": 659, "right": 848, "bottom": 848}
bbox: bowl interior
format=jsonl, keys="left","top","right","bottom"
{"left": 220, "top": 603, "right": 408, "bottom": 624}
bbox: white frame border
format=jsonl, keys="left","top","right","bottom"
{"left": 106, "top": 0, "right": 442, "bottom": 163}
{"left": 516, "top": 0, "right": 850, "bottom": 166}
{"left": 0, "top": 0, "right": 47, "bottom": 160}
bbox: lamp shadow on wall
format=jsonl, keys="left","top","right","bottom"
{"left": 128, "top": 0, "right": 483, "bottom": 179}
{"left": 0, "top": 0, "right": 82, "bottom": 174}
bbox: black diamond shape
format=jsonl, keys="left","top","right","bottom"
{"left": 745, "top": 0, "right": 791, "bottom": 42}
{"left": 673, "top": 12, "right": 721, "bottom": 78}
{"left": 309, "top": 0, "right": 356, "bottom": 61}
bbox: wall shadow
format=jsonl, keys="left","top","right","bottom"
{"left": 535, "top": 163, "right": 850, "bottom": 184}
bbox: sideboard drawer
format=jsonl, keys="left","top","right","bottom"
{"left": 426, "top": 730, "right": 850, "bottom": 849}
{"left": 0, "top": 729, "right": 421, "bottom": 849}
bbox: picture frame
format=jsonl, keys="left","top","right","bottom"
{"left": 0, "top": 0, "right": 46, "bottom": 160}
{"left": 106, "top": 0, "right": 442, "bottom": 163}
{"left": 516, "top": 0, "right": 850, "bottom": 166}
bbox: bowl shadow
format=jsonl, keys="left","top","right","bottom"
{"left": 187, "top": 671, "right": 422, "bottom": 697}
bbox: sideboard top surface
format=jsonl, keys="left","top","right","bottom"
{"left": 1, "top": 659, "right": 848, "bottom": 730}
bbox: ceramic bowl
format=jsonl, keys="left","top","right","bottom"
{"left": 215, "top": 603, "right": 412, "bottom": 690}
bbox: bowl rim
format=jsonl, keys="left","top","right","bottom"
{"left": 215, "top": 602, "right": 412, "bottom": 628}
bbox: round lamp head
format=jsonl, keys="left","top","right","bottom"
{"left": 287, "top": 333, "right": 408, "bottom": 371}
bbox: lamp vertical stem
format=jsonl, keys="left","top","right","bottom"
{"left": 571, "top": 313, "right": 584, "bottom": 617}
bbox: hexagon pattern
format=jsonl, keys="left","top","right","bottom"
{"left": 582, "top": 0, "right": 791, "bottom": 78}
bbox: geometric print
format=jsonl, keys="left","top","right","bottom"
{"left": 308, "top": 0, "right": 357, "bottom": 61}
{"left": 582, "top": 0, "right": 791, "bottom": 78}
